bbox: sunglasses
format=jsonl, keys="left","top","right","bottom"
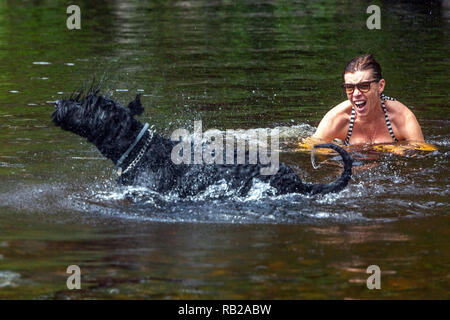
{"left": 341, "top": 79, "right": 379, "bottom": 94}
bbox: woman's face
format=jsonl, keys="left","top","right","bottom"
{"left": 344, "top": 70, "right": 385, "bottom": 117}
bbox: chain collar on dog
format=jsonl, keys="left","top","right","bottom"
{"left": 114, "top": 123, "right": 152, "bottom": 176}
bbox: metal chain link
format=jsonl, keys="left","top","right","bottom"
{"left": 120, "top": 130, "right": 153, "bottom": 176}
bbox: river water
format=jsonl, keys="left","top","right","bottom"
{"left": 0, "top": 0, "right": 449, "bottom": 299}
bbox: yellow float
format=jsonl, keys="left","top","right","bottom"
{"left": 297, "top": 137, "right": 437, "bottom": 157}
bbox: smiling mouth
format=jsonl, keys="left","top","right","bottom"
{"left": 354, "top": 100, "right": 367, "bottom": 109}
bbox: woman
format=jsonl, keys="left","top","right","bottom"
{"left": 312, "top": 54, "right": 424, "bottom": 145}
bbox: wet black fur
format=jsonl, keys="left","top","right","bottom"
{"left": 52, "top": 88, "right": 353, "bottom": 197}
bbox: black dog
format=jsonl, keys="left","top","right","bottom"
{"left": 52, "top": 88, "right": 352, "bottom": 197}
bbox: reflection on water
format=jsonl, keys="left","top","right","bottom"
{"left": 0, "top": 0, "right": 449, "bottom": 299}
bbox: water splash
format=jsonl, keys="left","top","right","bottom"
{"left": 0, "top": 123, "right": 447, "bottom": 225}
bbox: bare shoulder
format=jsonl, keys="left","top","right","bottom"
{"left": 322, "top": 100, "right": 352, "bottom": 122}
{"left": 384, "top": 99, "right": 424, "bottom": 142}
{"left": 384, "top": 99, "right": 418, "bottom": 126}
{"left": 313, "top": 100, "right": 352, "bottom": 141}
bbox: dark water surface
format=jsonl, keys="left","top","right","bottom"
{"left": 0, "top": 1, "right": 449, "bottom": 299}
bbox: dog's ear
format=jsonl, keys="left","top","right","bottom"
{"left": 127, "top": 94, "right": 144, "bottom": 116}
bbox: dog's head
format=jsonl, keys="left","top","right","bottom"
{"left": 52, "top": 88, "right": 146, "bottom": 161}
{"left": 52, "top": 88, "right": 144, "bottom": 134}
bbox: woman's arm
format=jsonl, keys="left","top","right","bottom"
{"left": 401, "top": 110, "right": 425, "bottom": 142}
